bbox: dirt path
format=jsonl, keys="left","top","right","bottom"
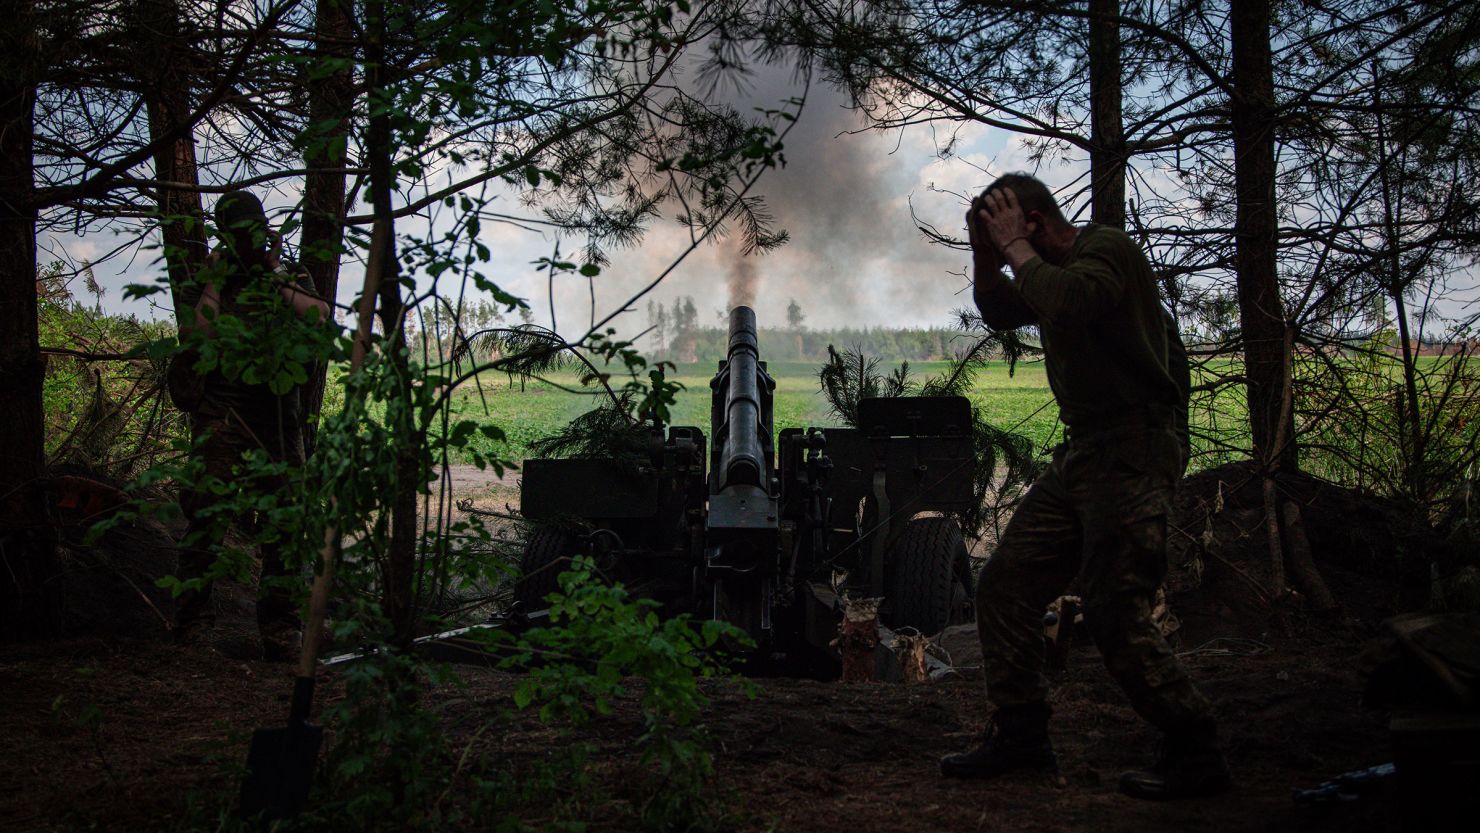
{"left": 437, "top": 462, "right": 521, "bottom": 513}
{"left": 442, "top": 462, "right": 519, "bottom": 498}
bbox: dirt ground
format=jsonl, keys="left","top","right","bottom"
{"left": 0, "top": 628, "right": 1398, "bottom": 833}
{"left": 2, "top": 461, "right": 1427, "bottom": 831}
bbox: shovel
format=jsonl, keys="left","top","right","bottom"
{"left": 237, "top": 220, "right": 390, "bottom": 821}
{"left": 237, "top": 521, "right": 339, "bottom": 820}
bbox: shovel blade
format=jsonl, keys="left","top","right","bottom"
{"left": 238, "top": 722, "right": 323, "bottom": 820}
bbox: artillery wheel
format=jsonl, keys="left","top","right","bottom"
{"left": 884, "top": 516, "right": 973, "bottom": 635}
{"left": 515, "top": 526, "right": 582, "bottom": 611}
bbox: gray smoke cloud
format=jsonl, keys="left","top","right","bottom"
{"left": 725, "top": 233, "right": 759, "bottom": 309}
{"left": 525, "top": 50, "right": 989, "bottom": 338}
{"left": 729, "top": 78, "right": 927, "bottom": 320}
{"left": 77, "top": 43, "right": 993, "bottom": 337}
{"left": 675, "top": 60, "right": 971, "bottom": 332}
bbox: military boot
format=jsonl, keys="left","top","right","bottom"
{"left": 940, "top": 702, "right": 1057, "bottom": 779}
{"left": 1119, "top": 725, "right": 1231, "bottom": 800}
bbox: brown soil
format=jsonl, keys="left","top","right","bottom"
{"left": 0, "top": 632, "right": 1396, "bottom": 832}
{"left": 3, "top": 461, "right": 1429, "bottom": 832}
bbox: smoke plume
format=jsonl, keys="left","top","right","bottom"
{"left": 568, "top": 54, "right": 986, "bottom": 335}
{"left": 695, "top": 68, "right": 954, "bottom": 327}
{"left": 726, "top": 235, "right": 759, "bottom": 309}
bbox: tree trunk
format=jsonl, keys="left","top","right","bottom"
{"left": 1088, "top": 0, "right": 1125, "bottom": 230}
{"left": 1231, "top": 0, "right": 1296, "bottom": 473}
{"left": 1261, "top": 324, "right": 1296, "bottom": 610}
{"left": 0, "top": 3, "right": 61, "bottom": 640}
{"left": 299, "top": 0, "right": 355, "bottom": 452}
{"left": 365, "top": 0, "right": 418, "bottom": 646}
{"left": 138, "top": 0, "right": 209, "bottom": 321}
{"left": 1280, "top": 499, "right": 1337, "bottom": 612}
{"left": 1373, "top": 79, "right": 1426, "bottom": 503}
{"left": 1390, "top": 287, "right": 1425, "bottom": 497}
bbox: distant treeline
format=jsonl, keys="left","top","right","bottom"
{"left": 660, "top": 326, "right": 978, "bottom": 363}
{"left": 646, "top": 296, "right": 978, "bottom": 363}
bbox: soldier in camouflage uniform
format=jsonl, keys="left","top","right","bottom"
{"left": 172, "top": 191, "right": 330, "bottom": 660}
{"left": 939, "top": 174, "right": 1229, "bottom": 800}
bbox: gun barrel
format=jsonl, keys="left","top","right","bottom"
{"left": 720, "top": 306, "right": 764, "bottom": 491}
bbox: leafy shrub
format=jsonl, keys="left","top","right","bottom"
{"left": 504, "top": 557, "right": 751, "bottom": 831}
{"left": 38, "top": 265, "right": 183, "bottom": 480}
{"left": 1298, "top": 344, "right": 1480, "bottom": 524}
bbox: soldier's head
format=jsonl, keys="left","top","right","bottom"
{"left": 214, "top": 190, "right": 271, "bottom": 258}
{"left": 979, "top": 173, "right": 1078, "bottom": 263}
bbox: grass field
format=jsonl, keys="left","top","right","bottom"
{"left": 441, "top": 352, "right": 1475, "bottom": 475}
{"left": 445, "top": 358, "right": 1066, "bottom": 466}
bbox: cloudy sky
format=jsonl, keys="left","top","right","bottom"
{"left": 51, "top": 60, "right": 1089, "bottom": 342}
{"left": 394, "top": 67, "right": 1072, "bottom": 341}
{"left": 504, "top": 73, "right": 1066, "bottom": 340}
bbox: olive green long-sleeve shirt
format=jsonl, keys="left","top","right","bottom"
{"left": 974, "top": 224, "right": 1189, "bottom": 430}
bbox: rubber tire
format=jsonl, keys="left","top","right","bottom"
{"left": 515, "top": 527, "right": 581, "bottom": 611}
{"left": 885, "top": 516, "right": 971, "bottom": 635}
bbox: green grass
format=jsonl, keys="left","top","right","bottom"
{"left": 411, "top": 353, "right": 1393, "bottom": 471}
{"left": 438, "top": 355, "right": 1333, "bottom": 472}
{"left": 441, "top": 351, "right": 1480, "bottom": 470}
{"left": 444, "top": 359, "right": 1065, "bottom": 466}
{"left": 435, "top": 348, "right": 1480, "bottom": 521}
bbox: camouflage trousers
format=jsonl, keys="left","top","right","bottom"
{"left": 175, "top": 408, "right": 304, "bottom": 632}
{"left": 975, "top": 424, "right": 1215, "bottom": 734}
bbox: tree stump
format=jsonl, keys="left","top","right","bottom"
{"left": 836, "top": 597, "right": 882, "bottom": 683}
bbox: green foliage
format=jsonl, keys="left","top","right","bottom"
{"left": 308, "top": 649, "right": 455, "bottom": 830}
{"left": 917, "top": 341, "right": 1042, "bottom": 537}
{"left": 261, "top": 558, "right": 751, "bottom": 833}
{"left": 584, "top": 329, "right": 686, "bottom": 424}
{"left": 37, "top": 266, "right": 182, "bottom": 478}
{"left": 504, "top": 557, "right": 751, "bottom": 831}
{"left": 150, "top": 439, "right": 308, "bottom": 600}
{"left": 1298, "top": 346, "right": 1480, "bottom": 522}
{"left": 182, "top": 287, "right": 337, "bottom": 398}
{"left": 42, "top": 691, "right": 116, "bottom": 796}
{"left": 818, "top": 345, "right": 914, "bottom": 426}
{"left": 525, "top": 329, "right": 685, "bottom": 463}
{"left": 527, "top": 391, "right": 652, "bottom": 462}
{"left": 475, "top": 744, "right": 601, "bottom": 833}
{"left": 456, "top": 324, "right": 573, "bottom": 379}
{"left": 54, "top": 0, "right": 801, "bottom": 827}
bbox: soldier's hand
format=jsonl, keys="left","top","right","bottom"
{"left": 982, "top": 187, "right": 1033, "bottom": 252}
{"left": 966, "top": 198, "right": 1001, "bottom": 272}
{"left": 264, "top": 229, "right": 285, "bottom": 271}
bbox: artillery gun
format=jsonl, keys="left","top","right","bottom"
{"left": 517, "top": 306, "right": 977, "bottom": 669}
